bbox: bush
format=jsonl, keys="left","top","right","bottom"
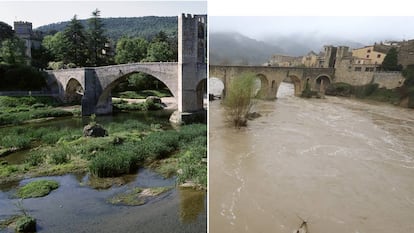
{"left": 177, "top": 146, "right": 207, "bottom": 188}
{"left": 0, "top": 64, "right": 47, "bottom": 91}
{"left": 25, "top": 152, "right": 45, "bottom": 166}
{"left": 223, "top": 72, "right": 256, "bottom": 127}
{"left": 89, "top": 145, "right": 142, "bottom": 177}
{"left": 15, "top": 216, "right": 36, "bottom": 232}
{"left": 49, "top": 147, "right": 71, "bottom": 165}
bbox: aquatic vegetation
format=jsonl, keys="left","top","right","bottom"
{"left": 16, "top": 180, "right": 59, "bottom": 198}
{"left": 107, "top": 186, "right": 173, "bottom": 206}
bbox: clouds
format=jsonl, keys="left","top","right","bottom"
{"left": 209, "top": 16, "right": 414, "bottom": 45}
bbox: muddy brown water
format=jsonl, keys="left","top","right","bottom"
{"left": 209, "top": 82, "right": 414, "bottom": 233}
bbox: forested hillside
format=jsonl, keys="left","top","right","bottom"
{"left": 36, "top": 16, "right": 177, "bottom": 41}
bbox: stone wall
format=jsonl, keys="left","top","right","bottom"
{"left": 373, "top": 72, "right": 405, "bottom": 89}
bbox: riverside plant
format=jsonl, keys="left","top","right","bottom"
{"left": 223, "top": 72, "right": 257, "bottom": 128}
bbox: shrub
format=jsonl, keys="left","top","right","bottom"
{"left": 25, "top": 152, "right": 45, "bottom": 166}
{"left": 223, "top": 72, "right": 256, "bottom": 127}
{"left": 89, "top": 146, "right": 141, "bottom": 177}
{"left": 49, "top": 146, "right": 71, "bottom": 164}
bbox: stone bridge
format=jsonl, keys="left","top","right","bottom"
{"left": 46, "top": 14, "right": 207, "bottom": 124}
{"left": 209, "top": 65, "right": 335, "bottom": 99}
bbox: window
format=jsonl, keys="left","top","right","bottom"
{"left": 377, "top": 54, "right": 381, "bottom": 58}
{"left": 366, "top": 55, "right": 370, "bottom": 58}
{"left": 365, "top": 67, "right": 374, "bottom": 72}
{"left": 367, "top": 49, "right": 371, "bottom": 53}
{"left": 355, "top": 67, "right": 362, "bottom": 71}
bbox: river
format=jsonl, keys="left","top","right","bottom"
{"left": 209, "top": 82, "right": 414, "bottom": 233}
{"left": 0, "top": 110, "right": 206, "bottom": 233}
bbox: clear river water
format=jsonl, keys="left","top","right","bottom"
{"left": 209, "top": 82, "right": 414, "bottom": 233}
{"left": 0, "top": 110, "right": 206, "bottom": 233}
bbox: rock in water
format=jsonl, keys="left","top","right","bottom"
{"left": 83, "top": 123, "right": 108, "bottom": 137}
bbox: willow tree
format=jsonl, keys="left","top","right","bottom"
{"left": 223, "top": 72, "right": 256, "bottom": 128}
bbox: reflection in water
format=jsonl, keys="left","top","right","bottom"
{"left": 210, "top": 82, "right": 414, "bottom": 233}
{"left": 179, "top": 188, "right": 206, "bottom": 223}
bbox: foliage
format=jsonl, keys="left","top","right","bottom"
{"left": 325, "top": 82, "right": 353, "bottom": 97}
{"left": 63, "top": 15, "right": 88, "bottom": 66}
{"left": 0, "top": 38, "right": 27, "bottom": 65}
{"left": 223, "top": 72, "right": 256, "bottom": 128}
{"left": 144, "top": 41, "right": 174, "bottom": 62}
{"left": 16, "top": 180, "right": 59, "bottom": 198}
{"left": 401, "top": 64, "right": 414, "bottom": 108}
{"left": 42, "top": 32, "right": 67, "bottom": 62}
{"left": 0, "top": 96, "right": 71, "bottom": 126}
{"left": 301, "top": 80, "right": 318, "bottom": 98}
{"left": 107, "top": 186, "right": 172, "bottom": 205}
{"left": 31, "top": 44, "right": 52, "bottom": 69}
{"left": 86, "top": 9, "right": 110, "bottom": 66}
{"left": 15, "top": 215, "right": 36, "bottom": 232}
{"left": 382, "top": 47, "right": 402, "bottom": 71}
{"left": 0, "top": 64, "right": 47, "bottom": 90}
{"left": 0, "top": 21, "right": 14, "bottom": 43}
{"left": 37, "top": 16, "right": 178, "bottom": 42}
{"left": 115, "top": 37, "right": 148, "bottom": 64}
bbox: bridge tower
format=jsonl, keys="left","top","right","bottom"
{"left": 170, "top": 13, "right": 207, "bottom": 124}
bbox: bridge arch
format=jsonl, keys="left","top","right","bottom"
{"left": 196, "top": 78, "right": 207, "bottom": 109}
{"left": 95, "top": 71, "right": 176, "bottom": 114}
{"left": 65, "top": 78, "right": 84, "bottom": 103}
{"left": 255, "top": 73, "right": 269, "bottom": 98}
{"left": 287, "top": 75, "right": 302, "bottom": 96}
{"left": 315, "top": 74, "right": 332, "bottom": 92}
{"left": 209, "top": 77, "right": 225, "bottom": 97}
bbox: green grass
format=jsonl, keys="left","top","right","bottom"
{"left": 0, "top": 96, "right": 72, "bottom": 126}
{"left": 16, "top": 180, "right": 59, "bottom": 198}
{"left": 113, "top": 90, "right": 172, "bottom": 99}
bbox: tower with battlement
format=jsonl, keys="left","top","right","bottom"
{"left": 176, "top": 13, "right": 207, "bottom": 121}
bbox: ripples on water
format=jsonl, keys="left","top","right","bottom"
{"left": 209, "top": 82, "right": 414, "bottom": 233}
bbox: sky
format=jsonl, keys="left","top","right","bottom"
{"left": 0, "top": 1, "right": 207, "bottom": 28}
{"left": 209, "top": 16, "right": 414, "bottom": 45}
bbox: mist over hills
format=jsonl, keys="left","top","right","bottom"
{"left": 209, "top": 32, "right": 366, "bottom": 65}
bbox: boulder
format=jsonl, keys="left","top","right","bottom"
{"left": 83, "top": 123, "right": 108, "bottom": 137}
{"left": 145, "top": 96, "right": 162, "bottom": 104}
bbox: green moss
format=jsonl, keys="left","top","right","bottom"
{"left": 15, "top": 215, "right": 36, "bottom": 232}
{"left": 107, "top": 186, "right": 173, "bottom": 206}
{"left": 16, "top": 180, "right": 59, "bottom": 198}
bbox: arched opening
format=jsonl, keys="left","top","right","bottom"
{"left": 315, "top": 75, "right": 331, "bottom": 92}
{"left": 209, "top": 77, "right": 224, "bottom": 99}
{"left": 277, "top": 75, "right": 301, "bottom": 98}
{"left": 95, "top": 72, "right": 175, "bottom": 115}
{"left": 65, "top": 78, "right": 83, "bottom": 104}
{"left": 254, "top": 74, "right": 269, "bottom": 98}
{"left": 196, "top": 78, "right": 207, "bottom": 110}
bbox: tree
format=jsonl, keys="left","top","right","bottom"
{"left": 31, "top": 45, "right": 52, "bottom": 69}
{"left": 63, "top": 15, "right": 88, "bottom": 66}
{"left": 152, "top": 31, "right": 168, "bottom": 43}
{"left": 42, "top": 32, "right": 67, "bottom": 62}
{"left": 223, "top": 72, "right": 256, "bottom": 128}
{"left": 0, "top": 38, "right": 27, "bottom": 65}
{"left": 0, "top": 21, "right": 14, "bottom": 43}
{"left": 87, "top": 9, "right": 109, "bottom": 66}
{"left": 115, "top": 37, "right": 148, "bottom": 64}
{"left": 382, "top": 47, "right": 402, "bottom": 71}
{"left": 144, "top": 41, "right": 173, "bottom": 62}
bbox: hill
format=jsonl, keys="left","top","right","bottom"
{"left": 209, "top": 32, "right": 284, "bottom": 65}
{"left": 35, "top": 16, "right": 178, "bottom": 42}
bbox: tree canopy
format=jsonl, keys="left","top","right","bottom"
{"left": 87, "top": 9, "right": 110, "bottom": 66}
{"left": 0, "top": 21, "right": 14, "bottom": 43}
{"left": 0, "top": 38, "right": 27, "bottom": 65}
{"left": 63, "top": 15, "right": 88, "bottom": 66}
{"left": 382, "top": 47, "right": 402, "bottom": 71}
{"left": 114, "top": 37, "right": 148, "bottom": 64}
